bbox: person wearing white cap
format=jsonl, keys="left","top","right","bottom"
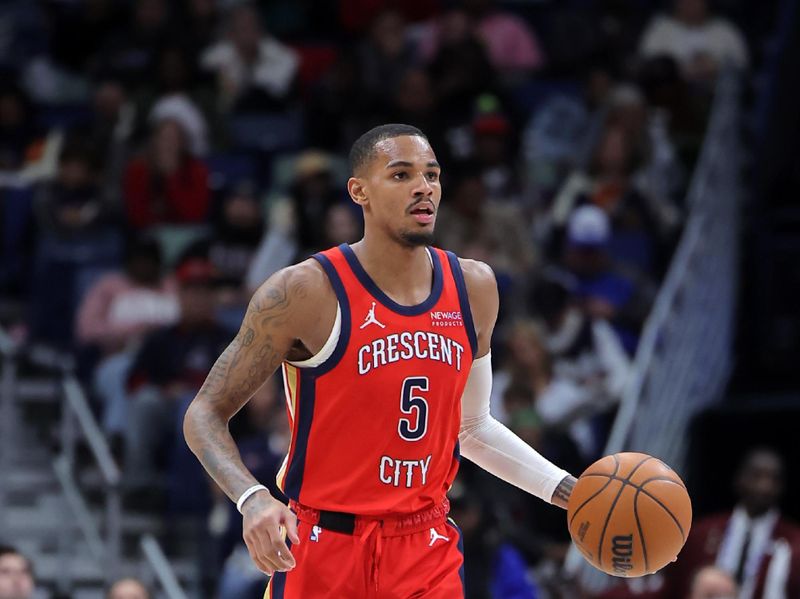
{"left": 566, "top": 204, "right": 611, "bottom": 248}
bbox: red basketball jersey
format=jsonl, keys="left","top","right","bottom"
{"left": 276, "top": 244, "right": 477, "bottom": 515}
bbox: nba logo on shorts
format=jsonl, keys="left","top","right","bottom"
{"left": 310, "top": 525, "right": 322, "bottom": 542}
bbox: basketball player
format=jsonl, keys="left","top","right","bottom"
{"left": 184, "top": 124, "right": 577, "bottom": 597}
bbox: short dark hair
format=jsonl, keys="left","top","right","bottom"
{"left": 0, "top": 545, "right": 23, "bottom": 558}
{"left": 349, "top": 124, "right": 428, "bottom": 175}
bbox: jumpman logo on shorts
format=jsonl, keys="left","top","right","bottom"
{"left": 360, "top": 301, "right": 386, "bottom": 329}
{"left": 429, "top": 528, "right": 450, "bottom": 546}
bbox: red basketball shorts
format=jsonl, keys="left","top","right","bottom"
{"left": 264, "top": 500, "right": 465, "bottom": 599}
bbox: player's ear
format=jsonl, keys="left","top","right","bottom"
{"left": 348, "top": 177, "right": 368, "bottom": 207}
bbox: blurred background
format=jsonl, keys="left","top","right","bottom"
{"left": 0, "top": 0, "right": 798, "bottom": 598}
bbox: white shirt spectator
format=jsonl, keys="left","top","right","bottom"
{"left": 640, "top": 14, "right": 749, "bottom": 72}
{"left": 201, "top": 37, "right": 298, "bottom": 108}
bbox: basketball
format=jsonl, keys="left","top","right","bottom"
{"left": 567, "top": 452, "right": 692, "bottom": 577}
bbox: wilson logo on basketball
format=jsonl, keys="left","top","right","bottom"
{"left": 611, "top": 534, "right": 635, "bottom": 574}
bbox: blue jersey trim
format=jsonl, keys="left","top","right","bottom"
{"left": 284, "top": 253, "right": 352, "bottom": 500}
{"left": 447, "top": 520, "right": 466, "bottom": 597}
{"left": 338, "top": 243, "right": 443, "bottom": 316}
{"left": 284, "top": 370, "right": 315, "bottom": 501}
{"left": 445, "top": 252, "right": 478, "bottom": 358}
{"left": 453, "top": 439, "right": 461, "bottom": 463}
{"left": 268, "top": 537, "right": 291, "bottom": 597}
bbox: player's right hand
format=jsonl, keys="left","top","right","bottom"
{"left": 241, "top": 491, "right": 301, "bottom": 576}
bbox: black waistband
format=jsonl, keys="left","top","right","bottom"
{"left": 317, "top": 509, "right": 357, "bottom": 534}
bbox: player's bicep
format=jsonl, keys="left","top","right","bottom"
{"left": 196, "top": 270, "right": 302, "bottom": 417}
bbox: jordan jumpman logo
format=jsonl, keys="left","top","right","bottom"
{"left": 360, "top": 301, "right": 386, "bottom": 329}
{"left": 429, "top": 528, "right": 450, "bottom": 546}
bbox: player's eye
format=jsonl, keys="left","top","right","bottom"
{"left": 426, "top": 172, "right": 439, "bottom": 181}
{"left": 392, "top": 172, "right": 408, "bottom": 180}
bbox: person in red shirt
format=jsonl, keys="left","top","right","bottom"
{"left": 183, "top": 124, "right": 576, "bottom": 598}
{"left": 123, "top": 118, "right": 210, "bottom": 228}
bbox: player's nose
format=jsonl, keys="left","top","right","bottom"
{"left": 411, "top": 172, "right": 434, "bottom": 196}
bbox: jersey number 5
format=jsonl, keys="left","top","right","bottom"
{"left": 398, "top": 377, "right": 429, "bottom": 441}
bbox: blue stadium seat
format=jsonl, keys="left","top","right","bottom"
{"left": 35, "top": 103, "right": 93, "bottom": 130}
{"left": 227, "top": 111, "right": 305, "bottom": 153}
{"left": 206, "top": 153, "right": 259, "bottom": 192}
{"left": 511, "top": 79, "right": 582, "bottom": 119}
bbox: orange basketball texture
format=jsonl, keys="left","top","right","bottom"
{"left": 567, "top": 452, "right": 692, "bottom": 577}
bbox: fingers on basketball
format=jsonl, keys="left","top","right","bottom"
{"left": 567, "top": 452, "right": 692, "bottom": 577}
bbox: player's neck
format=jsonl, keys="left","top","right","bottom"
{"left": 349, "top": 235, "right": 433, "bottom": 305}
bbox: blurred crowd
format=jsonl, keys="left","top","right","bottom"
{"left": 0, "top": 0, "right": 760, "bottom": 597}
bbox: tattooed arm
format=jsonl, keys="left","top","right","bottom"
{"left": 183, "top": 260, "right": 335, "bottom": 574}
{"left": 458, "top": 258, "right": 577, "bottom": 509}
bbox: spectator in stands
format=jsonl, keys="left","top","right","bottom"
{"left": 436, "top": 164, "right": 535, "bottom": 281}
{"left": 246, "top": 199, "right": 361, "bottom": 296}
{"left": 107, "top": 577, "right": 151, "bottom": 599}
{"left": 548, "top": 120, "right": 670, "bottom": 277}
{"left": 521, "top": 79, "right": 592, "bottom": 208}
{"left": 33, "top": 139, "right": 114, "bottom": 235}
{"left": 180, "top": 179, "right": 265, "bottom": 329}
{"left": 196, "top": 180, "right": 264, "bottom": 288}
{"left": 136, "top": 44, "right": 216, "bottom": 156}
{"left": 77, "top": 236, "right": 179, "bottom": 437}
{"left": 45, "top": 0, "right": 124, "bottom": 80}
{"left": 123, "top": 117, "right": 210, "bottom": 229}
{"left": 0, "top": 84, "right": 42, "bottom": 171}
{"left": 200, "top": 3, "right": 299, "bottom": 112}
{"left": 635, "top": 55, "right": 707, "bottom": 166}
{"left": 30, "top": 138, "right": 123, "bottom": 346}
{"left": 98, "top": 0, "right": 177, "bottom": 89}
{"left": 663, "top": 448, "right": 800, "bottom": 599}
{"left": 559, "top": 206, "right": 653, "bottom": 353}
{"left": 493, "top": 314, "right": 628, "bottom": 462}
{"left": 688, "top": 567, "right": 737, "bottom": 599}
{"left": 85, "top": 72, "right": 136, "bottom": 201}
{"left": 213, "top": 381, "right": 287, "bottom": 599}
{"left": 75, "top": 237, "right": 177, "bottom": 353}
{"left": 179, "top": 0, "right": 220, "bottom": 58}
{"left": 607, "top": 85, "right": 684, "bottom": 243}
{"left": 639, "top": 0, "right": 749, "bottom": 82}
{"left": 447, "top": 468, "right": 542, "bottom": 599}
{"left": 303, "top": 50, "right": 365, "bottom": 150}
{"left": 356, "top": 9, "right": 415, "bottom": 115}
{"left": 246, "top": 150, "right": 348, "bottom": 291}
{"left": 0, "top": 2, "right": 48, "bottom": 72}
{"left": 463, "top": 0, "right": 546, "bottom": 80}
{"left": 124, "top": 257, "right": 230, "bottom": 488}
{"left": 424, "top": 8, "right": 497, "bottom": 123}
{"left": 385, "top": 68, "right": 445, "bottom": 158}
{"left": 0, "top": 546, "right": 34, "bottom": 599}
{"left": 471, "top": 109, "right": 521, "bottom": 201}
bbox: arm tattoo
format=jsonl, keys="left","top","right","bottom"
{"left": 551, "top": 475, "right": 577, "bottom": 509}
{"left": 184, "top": 270, "right": 309, "bottom": 501}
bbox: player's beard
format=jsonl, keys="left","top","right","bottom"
{"left": 400, "top": 230, "right": 435, "bottom": 247}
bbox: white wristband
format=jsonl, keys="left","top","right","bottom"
{"left": 236, "top": 484, "right": 268, "bottom": 514}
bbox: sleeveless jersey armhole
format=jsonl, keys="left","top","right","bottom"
{"left": 287, "top": 251, "right": 351, "bottom": 375}
{"left": 287, "top": 303, "right": 341, "bottom": 368}
{"left": 444, "top": 251, "right": 478, "bottom": 358}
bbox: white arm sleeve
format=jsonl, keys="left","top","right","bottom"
{"left": 459, "top": 352, "right": 571, "bottom": 504}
